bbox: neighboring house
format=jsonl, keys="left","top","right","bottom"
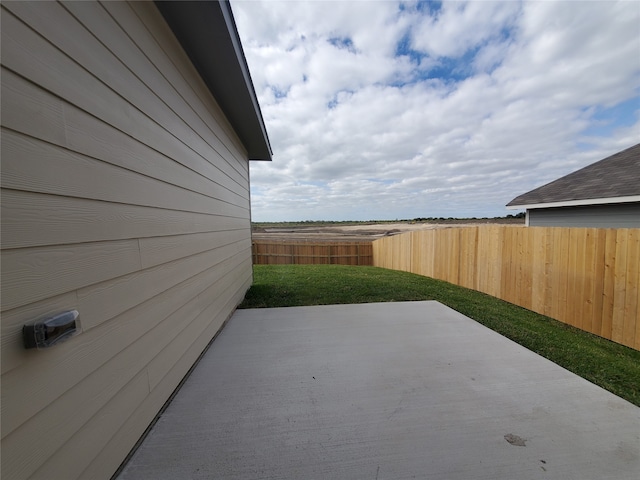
{"left": 1, "top": 1, "right": 270, "bottom": 479}
{"left": 506, "top": 143, "right": 640, "bottom": 227}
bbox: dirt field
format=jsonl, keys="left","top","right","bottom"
{"left": 252, "top": 219, "right": 525, "bottom": 242}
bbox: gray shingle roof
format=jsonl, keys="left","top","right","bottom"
{"left": 507, "top": 143, "right": 640, "bottom": 207}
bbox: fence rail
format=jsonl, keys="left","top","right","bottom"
{"left": 252, "top": 241, "right": 373, "bottom": 265}
{"left": 373, "top": 226, "right": 640, "bottom": 350}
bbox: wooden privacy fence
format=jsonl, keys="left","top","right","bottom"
{"left": 252, "top": 241, "right": 373, "bottom": 265}
{"left": 373, "top": 226, "right": 640, "bottom": 350}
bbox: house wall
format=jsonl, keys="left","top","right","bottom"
{"left": 528, "top": 203, "right": 640, "bottom": 228}
{"left": 1, "top": 2, "right": 253, "bottom": 479}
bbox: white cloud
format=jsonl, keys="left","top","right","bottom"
{"left": 410, "top": 1, "right": 520, "bottom": 59}
{"left": 232, "top": 0, "right": 640, "bottom": 221}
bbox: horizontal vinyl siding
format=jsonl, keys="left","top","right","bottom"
{"left": 1, "top": 2, "right": 253, "bottom": 479}
{"left": 528, "top": 203, "right": 640, "bottom": 228}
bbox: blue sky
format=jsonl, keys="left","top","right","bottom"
{"left": 231, "top": 0, "right": 640, "bottom": 222}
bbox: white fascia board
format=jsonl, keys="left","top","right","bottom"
{"left": 506, "top": 195, "right": 640, "bottom": 210}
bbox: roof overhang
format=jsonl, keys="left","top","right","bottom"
{"left": 155, "top": 0, "right": 272, "bottom": 161}
{"left": 506, "top": 195, "right": 640, "bottom": 210}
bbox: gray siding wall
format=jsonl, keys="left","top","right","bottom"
{"left": 1, "top": 2, "right": 253, "bottom": 478}
{"left": 528, "top": 203, "right": 640, "bottom": 228}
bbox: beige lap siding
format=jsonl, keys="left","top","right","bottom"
{"left": 1, "top": 1, "right": 254, "bottom": 479}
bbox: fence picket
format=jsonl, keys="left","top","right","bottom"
{"left": 623, "top": 229, "right": 639, "bottom": 348}
{"left": 601, "top": 229, "right": 617, "bottom": 340}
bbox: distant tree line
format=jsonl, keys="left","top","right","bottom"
{"left": 252, "top": 213, "right": 526, "bottom": 228}
{"left": 410, "top": 212, "right": 525, "bottom": 222}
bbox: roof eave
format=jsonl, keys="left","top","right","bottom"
{"left": 155, "top": 0, "right": 272, "bottom": 161}
{"left": 506, "top": 195, "right": 640, "bottom": 210}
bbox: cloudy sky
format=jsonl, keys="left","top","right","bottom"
{"left": 231, "top": 0, "right": 640, "bottom": 222}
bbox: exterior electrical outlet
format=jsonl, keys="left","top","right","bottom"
{"left": 23, "top": 310, "right": 79, "bottom": 350}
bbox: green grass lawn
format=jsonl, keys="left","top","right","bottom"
{"left": 240, "top": 264, "right": 640, "bottom": 407}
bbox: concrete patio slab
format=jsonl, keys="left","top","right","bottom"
{"left": 117, "top": 301, "right": 639, "bottom": 480}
